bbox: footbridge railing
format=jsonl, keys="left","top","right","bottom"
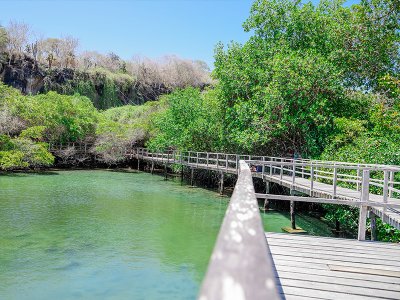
{"left": 198, "top": 161, "right": 281, "bottom": 300}
{"left": 134, "top": 148, "right": 400, "bottom": 235}
{"left": 134, "top": 148, "right": 400, "bottom": 204}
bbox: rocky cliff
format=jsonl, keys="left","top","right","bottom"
{"left": 0, "top": 55, "right": 174, "bottom": 109}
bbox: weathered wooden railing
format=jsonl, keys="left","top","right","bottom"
{"left": 135, "top": 148, "right": 400, "bottom": 236}
{"left": 135, "top": 148, "right": 400, "bottom": 203}
{"left": 198, "top": 161, "right": 281, "bottom": 300}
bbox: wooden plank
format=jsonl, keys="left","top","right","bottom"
{"left": 270, "top": 249, "right": 400, "bottom": 268}
{"left": 279, "top": 285, "right": 378, "bottom": 300}
{"left": 328, "top": 265, "right": 400, "bottom": 278}
{"left": 279, "top": 278, "right": 400, "bottom": 299}
{"left": 268, "top": 244, "right": 400, "bottom": 264}
{"left": 274, "top": 265, "right": 400, "bottom": 285}
{"left": 265, "top": 233, "right": 400, "bottom": 250}
{"left": 270, "top": 253, "right": 400, "bottom": 272}
{"left": 266, "top": 239, "right": 400, "bottom": 256}
{"left": 276, "top": 270, "right": 400, "bottom": 292}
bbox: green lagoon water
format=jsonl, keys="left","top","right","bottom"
{"left": 0, "top": 170, "right": 332, "bottom": 300}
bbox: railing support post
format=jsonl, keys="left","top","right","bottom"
{"left": 270, "top": 158, "right": 274, "bottom": 176}
{"left": 310, "top": 165, "right": 314, "bottom": 196}
{"left": 333, "top": 166, "right": 337, "bottom": 198}
{"left": 292, "top": 161, "right": 296, "bottom": 187}
{"left": 389, "top": 171, "right": 394, "bottom": 198}
{"left": 383, "top": 170, "right": 389, "bottom": 213}
{"left": 358, "top": 169, "right": 370, "bottom": 241}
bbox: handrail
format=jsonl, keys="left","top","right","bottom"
{"left": 198, "top": 161, "right": 281, "bottom": 300}
{"left": 49, "top": 145, "right": 400, "bottom": 201}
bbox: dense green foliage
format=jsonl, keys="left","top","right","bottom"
{"left": 1, "top": 0, "right": 399, "bottom": 241}
{"left": 145, "top": 0, "right": 400, "bottom": 241}
{"left": 147, "top": 88, "right": 223, "bottom": 151}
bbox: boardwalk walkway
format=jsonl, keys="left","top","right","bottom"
{"left": 133, "top": 148, "right": 400, "bottom": 232}
{"left": 267, "top": 232, "right": 400, "bottom": 300}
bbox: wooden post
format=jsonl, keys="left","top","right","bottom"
{"left": 292, "top": 161, "right": 296, "bottom": 187}
{"left": 383, "top": 170, "right": 389, "bottom": 213}
{"left": 225, "top": 155, "right": 228, "bottom": 171}
{"left": 264, "top": 199, "right": 270, "bottom": 211}
{"left": 358, "top": 169, "right": 370, "bottom": 241}
{"left": 356, "top": 165, "right": 361, "bottom": 191}
{"left": 151, "top": 161, "right": 154, "bottom": 174}
{"left": 369, "top": 210, "right": 377, "bottom": 241}
{"left": 389, "top": 171, "right": 394, "bottom": 198}
{"left": 264, "top": 181, "right": 270, "bottom": 211}
{"left": 219, "top": 171, "right": 224, "bottom": 195}
{"left": 180, "top": 165, "right": 184, "bottom": 183}
{"left": 310, "top": 165, "right": 314, "bottom": 196}
{"left": 206, "top": 152, "right": 209, "bottom": 167}
{"left": 335, "top": 220, "right": 341, "bottom": 237}
{"left": 333, "top": 166, "right": 337, "bottom": 198}
{"left": 190, "top": 168, "right": 194, "bottom": 187}
{"left": 137, "top": 158, "right": 140, "bottom": 170}
{"left": 290, "top": 189, "right": 296, "bottom": 229}
{"left": 164, "top": 164, "right": 168, "bottom": 180}
{"left": 290, "top": 200, "right": 296, "bottom": 230}
{"left": 270, "top": 158, "right": 274, "bottom": 176}
{"left": 262, "top": 157, "right": 265, "bottom": 177}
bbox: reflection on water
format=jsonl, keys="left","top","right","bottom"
{"left": 0, "top": 170, "right": 228, "bottom": 300}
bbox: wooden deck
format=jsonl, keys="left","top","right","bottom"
{"left": 260, "top": 173, "right": 400, "bottom": 230}
{"left": 266, "top": 232, "right": 400, "bottom": 300}
{"left": 137, "top": 153, "right": 400, "bottom": 230}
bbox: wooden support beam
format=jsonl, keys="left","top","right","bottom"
{"left": 369, "top": 210, "right": 377, "bottom": 241}
{"left": 290, "top": 189, "right": 296, "bottom": 230}
{"left": 264, "top": 199, "right": 270, "bottom": 211}
{"left": 358, "top": 205, "right": 368, "bottom": 241}
{"left": 219, "top": 171, "right": 224, "bottom": 195}
{"left": 137, "top": 158, "right": 140, "bottom": 170}
{"left": 164, "top": 164, "right": 168, "bottom": 180}
{"left": 151, "top": 161, "right": 154, "bottom": 175}
{"left": 190, "top": 168, "right": 194, "bottom": 187}
{"left": 180, "top": 165, "right": 184, "bottom": 183}
{"left": 254, "top": 193, "right": 400, "bottom": 208}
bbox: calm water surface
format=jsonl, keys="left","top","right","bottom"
{"left": 0, "top": 170, "right": 229, "bottom": 300}
{"left": 0, "top": 170, "right": 332, "bottom": 300}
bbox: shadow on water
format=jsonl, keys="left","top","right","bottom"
{"left": 0, "top": 171, "right": 60, "bottom": 177}
{"left": 107, "top": 168, "right": 139, "bottom": 173}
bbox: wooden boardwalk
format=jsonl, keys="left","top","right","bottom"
{"left": 129, "top": 149, "right": 400, "bottom": 299}
{"left": 266, "top": 232, "right": 400, "bottom": 300}
{"left": 134, "top": 149, "right": 400, "bottom": 232}
{"left": 259, "top": 173, "right": 400, "bottom": 230}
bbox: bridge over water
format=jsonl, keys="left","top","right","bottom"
{"left": 132, "top": 148, "right": 400, "bottom": 300}
{"left": 49, "top": 145, "right": 400, "bottom": 299}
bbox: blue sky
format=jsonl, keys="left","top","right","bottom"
{"left": 0, "top": 0, "right": 359, "bottom": 68}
